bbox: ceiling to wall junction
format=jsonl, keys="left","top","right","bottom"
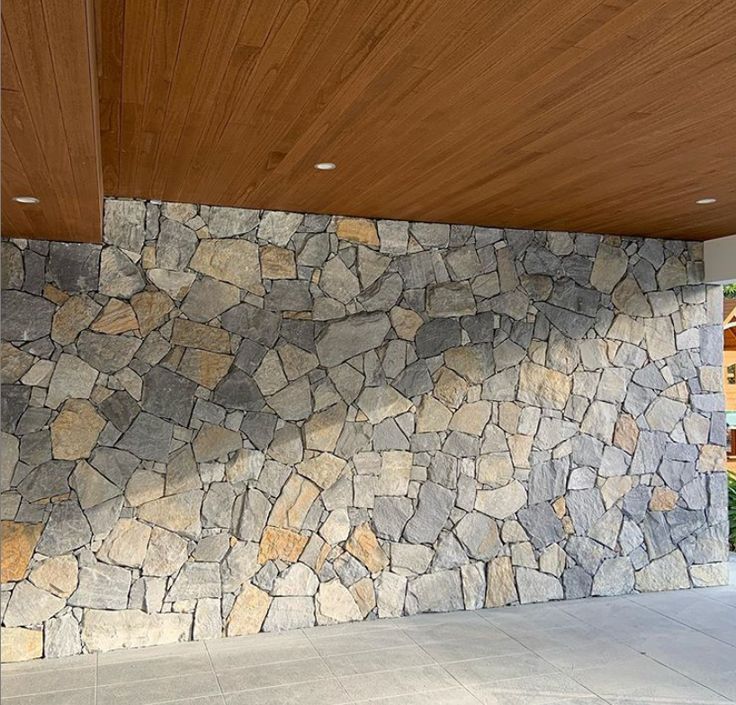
{"left": 3, "top": 0, "right": 736, "bottom": 243}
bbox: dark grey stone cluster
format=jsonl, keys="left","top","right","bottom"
{"left": 0, "top": 198, "right": 728, "bottom": 661}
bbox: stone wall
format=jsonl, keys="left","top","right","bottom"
{"left": 0, "top": 199, "right": 728, "bottom": 661}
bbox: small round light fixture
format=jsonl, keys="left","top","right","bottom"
{"left": 695, "top": 197, "right": 717, "bottom": 205}
{"left": 314, "top": 162, "right": 336, "bottom": 171}
{"left": 12, "top": 196, "right": 40, "bottom": 204}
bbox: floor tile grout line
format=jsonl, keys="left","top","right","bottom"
{"left": 400, "top": 622, "right": 484, "bottom": 703}
{"left": 299, "top": 626, "right": 355, "bottom": 703}
{"left": 202, "top": 639, "right": 226, "bottom": 704}
{"left": 473, "top": 610, "right": 617, "bottom": 705}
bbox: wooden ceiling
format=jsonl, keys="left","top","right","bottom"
{"left": 2, "top": 0, "right": 102, "bottom": 242}
{"left": 3, "top": 1, "right": 736, "bottom": 243}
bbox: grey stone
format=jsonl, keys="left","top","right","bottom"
{"left": 157, "top": 219, "right": 198, "bottom": 269}
{"left": 403, "top": 482, "right": 454, "bottom": 544}
{"left": 1, "top": 385, "right": 30, "bottom": 433}
{"left": 182, "top": 277, "right": 240, "bottom": 322}
{"left": 18, "top": 460, "right": 73, "bottom": 502}
{"left": 1, "top": 242, "right": 24, "bottom": 289}
{"left": 1, "top": 291, "right": 55, "bottom": 342}
{"left": 315, "top": 312, "right": 390, "bottom": 367}
{"left": 373, "top": 496, "right": 413, "bottom": 540}
{"left": 77, "top": 331, "right": 141, "bottom": 373}
{"left": 45, "top": 612, "right": 82, "bottom": 658}
{"left": 214, "top": 370, "right": 264, "bottom": 412}
{"left": 262, "top": 596, "right": 315, "bottom": 631}
{"left": 359, "top": 273, "right": 403, "bottom": 312}
{"left": 427, "top": 282, "right": 476, "bottom": 317}
{"left": 455, "top": 512, "right": 501, "bottom": 560}
{"left": 516, "top": 568, "right": 563, "bottom": 604}
{"left": 48, "top": 243, "right": 100, "bottom": 293}
{"left": 266, "top": 280, "right": 312, "bottom": 311}
{"left": 99, "top": 390, "right": 140, "bottom": 432}
{"left": 208, "top": 206, "right": 259, "bottom": 237}
{"left": 566, "top": 489, "right": 605, "bottom": 535}
{"left": 411, "top": 222, "right": 450, "bottom": 249}
{"left": 233, "top": 489, "right": 270, "bottom": 541}
{"left": 3, "top": 582, "right": 65, "bottom": 627}
{"left": 167, "top": 563, "right": 221, "bottom": 600}
{"left": 99, "top": 247, "right": 145, "bottom": 299}
{"left": 117, "top": 413, "right": 173, "bottom": 462}
{"left": 563, "top": 567, "right": 592, "bottom": 599}
{"left": 90, "top": 447, "right": 140, "bottom": 489}
{"left": 222, "top": 303, "right": 281, "bottom": 346}
{"left": 142, "top": 366, "right": 197, "bottom": 426}
{"left": 260, "top": 210, "right": 303, "bottom": 245}
{"left": 69, "top": 563, "right": 131, "bottom": 609}
{"left": 592, "top": 557, "right": 634, "bottom": 596}
{"left": 415, "top": 319, "right": 462, "bottom": 358}
{"left": 635, "top": 550, "right": 690, "bottom": 592}
{"left": 517, "top": 503, "right": 564, "bottom": 549}
{"left": 104, "top": 200, "right": 146, "bottom": 253}
{"left": 37, "top": 499, "right": 92, "bottom": 555}
{"left": 406, "top": 570, "right": 463, "bottom": 614}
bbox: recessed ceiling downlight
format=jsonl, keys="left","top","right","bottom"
{"left": 12, "top": 196, "right": 40, "bottom": 204}
{"left": 695, "top": 197, "right": 717, "bottom": 205}
{"left": 314, "top": 162, "right": 336, "bottom": 171}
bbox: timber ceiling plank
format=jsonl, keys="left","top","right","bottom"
{"left": 1, "top": 0, "right": 103, "bottom": 243}
{"left": 99, "top": 0, "right": 735, "bottom": 239}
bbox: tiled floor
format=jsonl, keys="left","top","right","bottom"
{"left": 2, "top": 559, "right": 735, "bottom": 705}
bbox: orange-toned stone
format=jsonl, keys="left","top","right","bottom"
{"left": 131, "top": 290, "right": 173, "bottom": 336}
{"left": 336, "top": 218, "right": 379, "bottom": 248}
{"left": 43, "top": 284, "right": 69, "bottom": 305}
{"left": 260, "top": 245, "right": 297, "bottom": 280}
{"left": 613, "top": 414, "right": 639, "bottom": 455}
{"left": 91, "top": 299, "right": 139, "bottom": 334}
{"left": 51, "top": 399, "right": 106, "bottom": 460}
{"left": 0, "top": 521, "right": 43, "bottom": 583}
{"left": 0, "top": 627, "right": 43, "bottom": 662}
{"left": 227, "top": 584, "right": 271, "bottom": 636}
{"left": 258, "top": 526, "right": 308, "bottom": 564}
{"left": 345, "top": 523, "right": 388, "bottom": 573}
{"left": 178, "top": 349, "right": 233, "bottom": 389}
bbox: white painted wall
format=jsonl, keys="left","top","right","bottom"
{"left": 704, "top": 233, "right": 736, "bottom": 284}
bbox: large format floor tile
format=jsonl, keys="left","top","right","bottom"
{"left": 2, "top": 559, "right": 734, "bottom": 705}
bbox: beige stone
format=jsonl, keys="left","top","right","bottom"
{"left": 43, "top": 284, "right": 69, "bottom": 305}
{"left": 269, "top": 475, "right": 320, "bottom": 530}
{"left": 486, "top": 556, "right": 517, "bottom": 607}
{"left": 178, "top": 349, "right": 233, "bottom": 389}
{"left": 1, "top": 342, "right": 33, "bottom": 383}
{"left": 131, "top": 290, "right": 173, "bottom": 336}
{"left": 97, "top": 518, "right": 152, "bottom": 568}
{"left": 296, "top": 453, "right": 346, "bottom": 490}
{"left": 444, "top": 347, "right": 489, "bottom": 385}
{"left": 91, "top": 299, "right": 139, "bottom": 334}
{"left": 227, "top": 584, "right": 272, "bottom": 635}
{"left": 125, "top": 469, "right": 165, "bottom": 507}
{"left": 258, "top": 526, "right": 308, "bottom": 564}
{"left": 552, "top": 496, "right": 566, "bottom": 518}
{"left": 433, "top": 367, "right": 467, "bottom": 409}
{"left": 51, "top": 399, "right": 105, "bottom": 460}
{"left": 52, "top": 295, "right": 101, "bottom": 345}
{"left": 304, "top": 403, "right": 346, "bottom": 453}
{"left": 350, "top": 577, "right": 376, "bottom": 618}
{"left": 189, "top": 239, "right": 264, "bottom": 295}
{"left": 278, "top": 343, "right": 319, "bottom": 381}
{"left": 345, "top": 523, "right": 388, "bottom": 573}
{"left": 0, "top": 627, "right": 42, "bottom": 662}
{"left": 0, "top": 521, "right": 42, "bottom": 583}
{"left": 389, "top": 307, "right": 423, "bottom": 340}
{"left": 29, "top": 555, "right": 78, "bottom": 598}
{"left": 518, "top": 362, "right": 571, "bottom": 410}
{"left": 171, "top": 319, "right": 231, "bottom": 353}
{"left": 260, "top": 245, "right": 296, "bottom": 279}
{"left": 449, "top": 400, "right": 491, "bottom": 436}
{"left": 698, "top": 444, "right": 725, "bottom": 472}
{"left": 82, "top": 610, "right": 192, "bottom": 652}
{"left": 613, "top": 414, "right": 638, "bottom": 454}
{"left": 416, "top": 395, "right": 452, "bottom": 433}
{"left": 336, "top": 218, "right": 379, "bottom": 248}
{"left": 650, "top": 487, "right": 678, "bottom": 511}
{"left": 477, "top": 453, "right": 513, "bottom": 488}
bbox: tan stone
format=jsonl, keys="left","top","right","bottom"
{"left": 0, "top": 521, "right": 42, "bottom": 583}
{"left": 1, "top": 343, "right": 33, "bottom": 384}
{"left": 518, "top": 362, "right": 571, "bottom": 410}
{"left": 171, "top": 319, "right": 231, "bottom": 353}
{"left": 445, "top": 347, "right": 489, "bottom": 385}
{"left": 303, "top": 405, "right": 345, "bottom": 453}
{"left": 0, "top": 627, "right": 42, "bottom": 662}
{"left": 650, "top": 487, "right": 678, "bottom": 511}
{"left": 416, "top": 395, "right": 452, "bottom": 433}
{"left": 552, "top": 496, "right": 566, "bottom": 518}
{"left": 449, "top": 400, "right": 491, "bottom": 436}
{"left": 600, "top": 476, "right": 633, "bottom": 510}
{"left": 52, "top": 295, "right": 101, "bottom": 345}
{"left": 389, "top": 307, "right": 423, "bottom": 340}
{"left": 29, "top": 555, "right": 78, "bottom": 598}
{"left": 50, "top": 399, "right": 105, "bottom": 460}
{"left": 258, "top": 526, "right": 308, "bottom": 564}
{"left": 260, "top": 245, "right": 296, "bottom": 279}
{"left": 189, "top": 239, "right": 264, "bottom": 295}
{"left": 43, "top": 284, "right": 69, "bottom": 305}
{"left": 178, "top": 349, "right": 233, "bottom": 389}
{"left": 345, "top": 523, "right": 388, "bottom": 573}
{"left": 132, "top": 290, "right": 173, "bottom": 336}
{"left": 350, "top": 577, "right": 376, "bottom": 618}
{"left": 698, "top": 444, "right": 725, "bottom": 472}
{"left": 296, "top": 453, "right": 346, "bottom": 490}
{"left": 433, "top": 367, "right": 468, "bottom": 409}
{"left": 227, "top": 584, "right": 271, "bottom": 636}
{"left": 91, "top": 299, "right": 139, "bottom": 334}
{"left": 97, "top": 518, "right": 152, "bottom": 568}
{"left": 269, "top": 475, "right": 320, "bottom": 530}
{"left": 82, "top": 610, "right": 192, "bottom": 652}
{"left": 336, "top": 217, "right": 379, "bottom": 248}
{"left": 486, "top": 556, "right": 517, "bottom": 607}
{"left": 613, "top": 414, "right": 639, "bottom": 455}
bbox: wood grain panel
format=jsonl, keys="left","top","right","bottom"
{"left": 2, "top": 0, "right": 102, "bottom": 243}
{"left": 99, "top": 0, "right": 736, "bottom": 240}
